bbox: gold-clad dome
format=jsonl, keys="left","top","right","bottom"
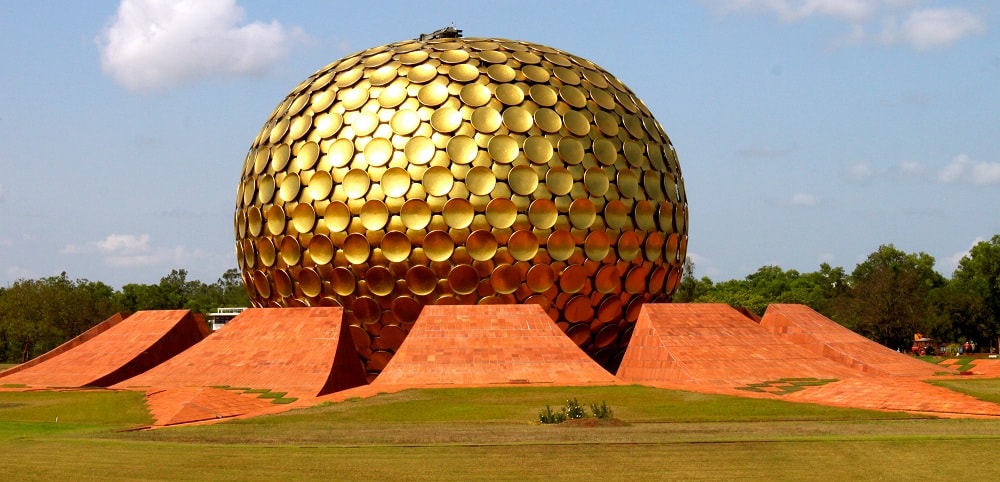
{"left": 235, "top": 32, "right": 688, "bottom": 377}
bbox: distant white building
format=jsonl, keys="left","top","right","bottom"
{"left": 207, "top": 307, "right": 248, "bottom": 331}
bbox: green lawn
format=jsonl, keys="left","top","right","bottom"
{"left": 2, "top": 382, "right": 1000, "bottom": 480}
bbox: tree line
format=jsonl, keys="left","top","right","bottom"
{"left": 676, "top": 235, "right": 1000, "bottom": 353}
{"left": 0, "top": 268, "right": 248, "bottom": 363}
{"left": 2, "top": 235, "right": 998, "bottom": 364}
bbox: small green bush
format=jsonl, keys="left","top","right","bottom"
{"left": 565, "top": 398, "right": 586, "bottom": 419}
{"left": 538, "top": 405, "right": 567, "bottom": 424}
{"left": 590, "top": 401, "right": 613, "bottom": 419}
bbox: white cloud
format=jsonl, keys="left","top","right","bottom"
{"left": 937, "top": 154, "right": 1000, "bottom": 185}
{"left": 942, "top": 237, "right": 986, "bottom": 276}
{"left": 61, "top": 233, "right": 206, "bottom": 268}
{"left": 712, "top": 1, "right": 985, "bottom": 50}
{"left": 790, "top": 192, "right": 819, "bottom": 206}
{"left": 846, "top": 162, "right": 875, "bottom": 180}
{"left": 98, "top": 0, "right": 303, "bottom": 91}
{"left": 881, "top": 8, "right": 987, "bottom": 49}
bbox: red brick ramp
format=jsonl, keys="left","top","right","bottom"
{"left": 783, "top": 378, "right": 1000, "bottom": 417}
{"left": 115, "top": 307, "right": 366, "bottom": 399}
{"left": 143, "top": 387, "right": 282, "bottom": 427}
{"left": 371, "top": 305, "right": 619, "bottom": 388}
{"left": 616, "top": 303, "right": 860, "bottom": 386}
{"left": 0, "top": 313, "right": 128, "bottom": 379}
{"left": 760, "top": 304, "right": 947, "bottom": 377}
{"left": 0, "top": 310, "right": 207, "bottom": 387}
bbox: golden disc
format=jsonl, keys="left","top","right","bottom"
{"left": 442, "top": 198, "right": 475, "bottom": 229}
{"left": 295, "top": 141, "right": 320, "bottom": 170}
{"left": 487, "top": 135, "right": 519, "bottom": 164}
{"left": 400, "top": 199, "right": 432, "bottom": 229}
{"left": 635, "top": 200, "right": 656, "bottom": 231}
{"left": 557, "top": 137, "right": 584, "bottom": 165}
{"left": 618, "top": 169, "right": 640, "bottom": 198}
{"left": 352, "top": 296, "right": 381, "bottom": 324}
{"left": 324, "top": 201, "right": 351, "bottom": 232}
{"left": 593, "top": 138, "right": 618, "bottom": 165}
{"left": 528, "top": 199, "right": 557, "bottom": 229}
{"left": 257, "top": 237, "right": 276, "bottom": 267}
{"left": 523, "top": 136, "right": 553, "bottom": 164}
{"left": 659, "top": 201, "right": 676, "bottom": 233}
{"left": 381, "top": 167, "right": 411, "bottom": 198}
{"left": 417, "top": 82, "right": 449, "bottom": 106}
{"left": 369, "top": 64, "right": 398, "bottom": 86}
{"left": 533, "top": 108, "right": 562, "bottom": 133}
{"left": 447, "top": 264, "right": 480, "bottom": 295}
{"left": 604, "top": 200, "right": 628, "bottom": 229}
{"left": 526, "top": 264, "right": 556, "bottom": 292}
{"left": 381, "top": 230, "right": 412, "bottom": 262}
{"left": 560, "top": 264, "right": 588, "bottom": 293}
{"left": 460, "top": 83, "right": 492, "bottom": 106}
{"left": 330, "top": 266, "right": 356, "bottom": 296}
{"left": 273, "top": 269, "right": 293, "bottom": 298}
{"left": 508, "top": 230, "right": 539, "bottom": 261}
{"left": 342, "top": 87, "right": 369, "bottom": 110}
{"left": 618, "top": 231, "right": 641, "bottom": 261}
{"left": 559, "top": 85, "right": 587, "bottom": 108}
{"left": 327, "top": 138, "right": 355, "bottom": 168}
{"left": 291, "top": 203, "right": 316, "bottom": 233}
{"left": 495, "top": 84, "right": 524, "bottom": 106}
{"left": 465, "top": 165, "right": 496, "bottom": 196}
{"left": 439, "top": 49, "right": 471, "bottom": 64}
{"left": 378, "top": 83, "right": 407, "bottom": 108}
{"left": 508, "top": 164, "right": 539, "bottom": 195}
{"left": 546, "top": 230, "right": 575, "bottom": 261}
{"left": 522, "top": 64, "right": 550, "bottom": 83}
{"left": 364, "top": 137, "right": 393, "bottom": 167}
{"left": 343, "top": 169, "right": 372, "bottom": 199}
{"left": 266, "top": 205, "right": 286, "bottom": 236}
{"left": 360, "top": 199, "right": 389, "bottom": 230}
{"left": 644, "top": 231, "right": 665, "bottom": 261}
{"left": 271, "top": 143, "right": 291, "bottom": 171}
{"left": 278, "top": 174, "right": 301, "bottom": 202}
{"left": 365, "top": 266, "right": 396, "bottom": 297}
{"left": 485, "top": 198, "right": 517, "bottom": 228}
{"left": 252, "top": 270, "right": 271, "bottom": 298}
{"left": 594, "top": 265, "right": 620, "bottom": 294}
{"left": 624, "top": 265, "right": 650, "bottom": 294}
{"left": 490, "top": 264, "right": 522, "bottom": 294}
{"left": 529, "top": 84, "right": 558, "bottom": 106}
{"left": 466, "top": 229, "right": 498, "bottom": 261}
{"left": 352, "top": 111, "right": 379, "bottom": 137}
{"left": 407, "top": 63, "right": 437, "bottom": 83}
{"left": 306, "top": 170, "right": 333, "bottom": 200}
{"left": 308, "top": 234, "right": 335, "bottom": 265}
{"left": 404, "top": 136, "right": 436, "bottom": 165}
{"left": 512, "top": 50, "right": 541, "bottom": 64}
{"left": 568, "top": 198, "right": 596, "bottom": 229}
{"left": 448, "top": 63, "right": 480, "bottom": 82}
{"left": 563, "top": 110, "right": 591, "bottom": 137}
{"left": 279, "top": 236, "right": 301, "bottom": 266}
{"left": 584, "top": 230, "right": 611, "bottom": 261}
{"left": 390, "top": 109, "right": 421, "bottom": 135}
{"left": 431, "top": 107, "right": 463, "bottom": 133}
{"left": 554, "top": 67, "right": 581, "bottom": 85}
{"left": 471, "top": 106, "right": 502, "bottom": 133}
{"left": 398, "top": 50, "right": 429, "bottom": 65}
{"left": 476, "top": 49, "right": 507, "bottom": 64}
{"left": 446, "top": 135, "right": 478, "bottom": 164}
{"left": 502, "top": 106, "right": 533, "bottom": 133}
{"left": 247, "top": 206, "right": 263, "bottom": 236}
{"left": 343, "top": 233, "right": 372, "bottom": 264}
{"left": 257, "top": 174, "right": 275, "bottom": 204}
{"left": 405, "top": 265, "right": 437, "bottom": 296}
{"left": 486, "top": 63, "right": 516, "bottom": 82}
{"left": 423, "top": 230, "right": 455, "bottom": 261}
{"left": 422, "top": 165, "right": 454, "bottom": 196}
{"left": 545, "top": 166, "right": 573, "bottom": 196}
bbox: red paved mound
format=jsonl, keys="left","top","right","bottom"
{"left": 616, "top": 303, "right": 859, "bottom": 385}
{"left": 0, "top": 311, "right": 207, "bottom": 387}
{"left": 0, "top": 313, "right": 128, "bottom": 379}
{"left": 372, "top": 304, "right": 618, "bottom": 387}
{"left": 144, "top": 387, "right": 281, "bottom": 427}
{"left": 760, "top": 304, "right": 946, "bottom": 377}
{"left": 116, "top": 307, "right": 366, "bottom": 398}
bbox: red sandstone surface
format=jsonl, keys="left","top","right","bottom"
{"left": 0, "top": 310, "right": 207, "bottom": 387}
{"left": 616, "top": 303, "right": 860, "bottom": 385}
{"left": 760, "top": 304, "right": 947, "bottom": 377}
{"left": 115, "top": 307, "right": 366, "bottom": 399}
{"left": 372, "top": 304, "right": 619, "bottom": 388}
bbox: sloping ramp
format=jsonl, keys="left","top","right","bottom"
{"left": 616, "top": 303, "right": 859, "bottom": 385}
{"left": 115, "top": 307, "right": 366, "bottom": 398}
{"left": 0, "top": 310, "right": 207, "bottom": 387}
{"left": 0, "top": 313, "right": 128, "bottom": 379}
{"left": 760, "top": 304, "right": 946, "bottom": 377}
{"left": 372, "top": 305, "right": 618, "bottom": 387}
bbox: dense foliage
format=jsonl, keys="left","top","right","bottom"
{"left": 0, "top": 269, "right": 249, "bottom": 362}
{"left": 2, "top": 235, "right": 999, "bottom": 363}
{"left": 676, "top": 235, "right": 1000, "bottom": 352}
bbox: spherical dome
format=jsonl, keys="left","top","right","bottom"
{"left": 235, "top": 34, "right": 688, "bottom": 376}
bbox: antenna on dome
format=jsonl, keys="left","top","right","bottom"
{"left": 419, "top": 26, "right": 463, "bottom": 41}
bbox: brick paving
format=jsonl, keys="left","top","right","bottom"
{"left": 760, "top": 304, "right": 948, "bottom": 377}
{"left": 372, "top": 304, "right": 619, "bottom": 388}
{"left": 115, "top": 307, "right": 366, "bottom": 399}
{"left": 0, "top": 310, "right": 207, "bottom": 388}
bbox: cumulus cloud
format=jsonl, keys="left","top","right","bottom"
{"left": 937, "top": 154, "right": 1000, "bottom": 185}
{"left": 711, "top": 1, "right": 985, "bottom": 50}
{"left": 98, "top": 0, "right": 303, "bottom": 91}
{"left": 61, "top": 233, "right": 204, "bottom": 268}
{"left": 790, "top": 192, "right": 820, "bottom": 206}
{"left": 880, "top": 8, "right": 987, "bottom": 49}
{"left": 846, "top": 162, "right": 875, "bottom": 181}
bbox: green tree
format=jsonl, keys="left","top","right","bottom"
{"left": 833, "top": 245, "right": 944, "bottom": 350}
{"left": 950, "top": 235, "right": 1000, "bottom": 350}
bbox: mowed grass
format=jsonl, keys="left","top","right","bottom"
{"left": 3, "top": 382, "right": 1000, "bottom": 480}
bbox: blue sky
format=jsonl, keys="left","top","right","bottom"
{"left": 0, "top": 0, "right": 997, "bottom": 288}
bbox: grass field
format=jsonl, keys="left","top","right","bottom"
{"left": 2, "top": 382, "right": 1000, "bottom": 481}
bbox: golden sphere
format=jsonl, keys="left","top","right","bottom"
{"left": 235, "top": 35, "right": 688, "bottom": 376}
